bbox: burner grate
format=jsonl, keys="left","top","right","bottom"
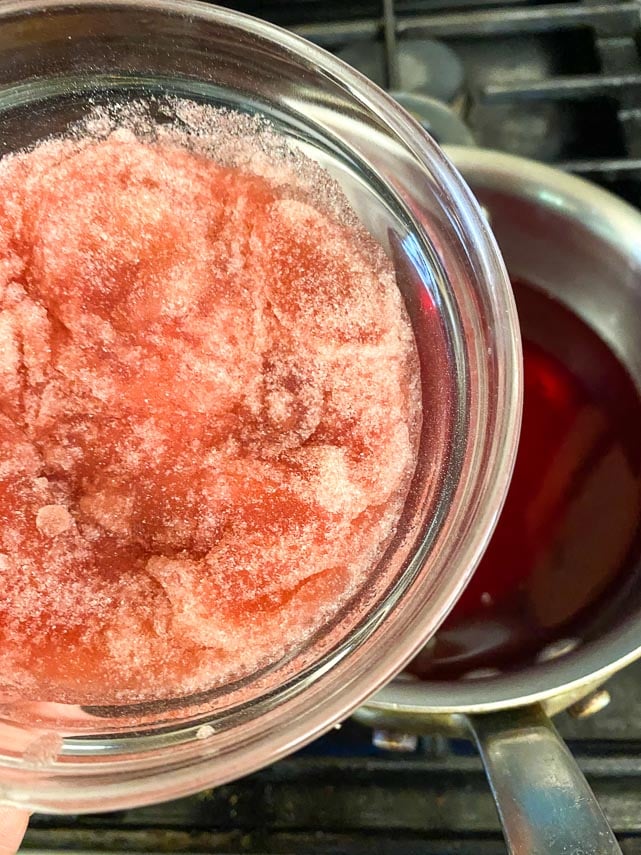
{"left": 289, "top": 0, "right": 641, "bottom": 205}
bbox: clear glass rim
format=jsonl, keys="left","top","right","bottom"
{"left": 0, "top": 0, "right": 523, "bottom": 812}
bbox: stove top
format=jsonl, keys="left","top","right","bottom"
{"left": 291, "top": 0, "right": 641, "bottom": 207}
{"left": 24, "top": 1, "right": 641, "bottom": 851}
{"left": 24, "top": 663, "right": 641, "bottom": 853}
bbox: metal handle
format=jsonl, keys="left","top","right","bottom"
{"left": 468, "top": 705, "right": 621, "bottom": 855}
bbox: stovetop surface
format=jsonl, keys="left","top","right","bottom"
{"left": 23, "top": 661, "right": 641, "bottom": 854}
{"left": 22, "top": 0, "right": 641, "bottom": 851}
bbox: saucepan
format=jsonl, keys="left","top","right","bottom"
{"left": 356, "top": 145, "right": 641, "bottom": 855}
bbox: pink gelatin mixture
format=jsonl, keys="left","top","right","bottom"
{"left": 0, "top": 105, "right": 420, "bottom": 704}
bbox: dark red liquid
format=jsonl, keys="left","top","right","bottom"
{"left": 410, "top": 280, "right": 641, "bottom": 680}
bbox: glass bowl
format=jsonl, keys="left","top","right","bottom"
{"left": 0, "top": 0, "right": 522, "bottom": 813}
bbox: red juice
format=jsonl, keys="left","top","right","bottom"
{"left": 410, "top": 279, "right": 641, "bottom": 679}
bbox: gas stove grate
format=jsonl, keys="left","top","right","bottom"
{"left": 287, "top": 0, "right": 641, "bottom": 206}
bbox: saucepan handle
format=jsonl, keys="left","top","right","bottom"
{"left": 467, "top": 704, "right": 621, "bottom": 855}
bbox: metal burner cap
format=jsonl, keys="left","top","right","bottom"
{"left": 337, "top": 38, "right": 465, "bottom": 105}
{"left": 391, "top": 92, "right": 475, "bottom": 147}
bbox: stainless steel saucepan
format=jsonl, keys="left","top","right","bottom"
{"left": 356, "top": 146, "right": 641, "bottom": 855}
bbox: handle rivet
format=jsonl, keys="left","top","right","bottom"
{"left": 372, "top": 729, "right": 418, "bottom": 752}
{"left": 567, "top": 689, "right": 611, "bottom": 720}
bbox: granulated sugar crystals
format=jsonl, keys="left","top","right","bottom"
{"left": 0, "top": 101, "right": 420, "bottom": 704}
